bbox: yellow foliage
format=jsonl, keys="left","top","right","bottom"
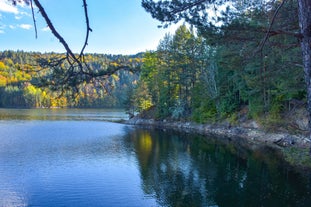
{"left": 24, "top": 84, "right": 38, "bottom": 95}
{"left": 50, "top": 96, "right": 67, "bottom": 108}
{"left": 138, "top": 99, "right": 153, "bottom": 111}
{"left": 0, "top": 75, "right": 7, "bottom": 86}
{"left": 42, "top": 91, "right": 47, "bottom": 98}
{"left": 9, "top": 77, "right": 18, "bottom": 83}
{"left": 0, "top": 61, "right": 6, "bottom": 70}
{"left": 57, "top": 97, "right": 67, "bottom": 107}
{"left": 111, "top": 74, "right": 119, "bottom": 81}
{"left": 50, "top": 98, "right": 58, "bottom": 108}
{"left": 136, "top": 58, "right": 142, "bottom": 63}
{"left": 110, "top": 62, "right": 119, "bottom": 67}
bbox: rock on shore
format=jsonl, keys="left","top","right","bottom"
{"left": 126, "top": 116, "right": 310, "bottom": 149}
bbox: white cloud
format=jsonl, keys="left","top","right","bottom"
{"left": 20, "top": 11, "right": 30, "bottom": 17}
{"left": 0, "top": 30, "right": 4, "bottom": 34}
{"left": 15, "top": 15, "right": 22, "bottom": 20}
{"left": 9, "top": 25, "right": 16, "bottom": 29}
{"left": 19, "top": 24, "right": 32, "bottom": 30}
{"left": 0, "top": 1, "right": 31, "bottom": 22}
{"left": 41, "top": 26, "right": 50, "bottom": 32}
{"left": 15, "top": 11, "right": 31, "bottom": 20}
{"left": 0, "top": 0, "right": 19, "bottom": 14}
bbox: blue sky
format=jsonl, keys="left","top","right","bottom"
{"left": 0, "top": 0, "right": 179, "bottom": 54}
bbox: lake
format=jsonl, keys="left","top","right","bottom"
{"left": 0, "top": 109, "right": 310, "bottom": 207}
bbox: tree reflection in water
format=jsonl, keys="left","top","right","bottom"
{"left": 123, "top": 128, "right": 311, "bottom": 207}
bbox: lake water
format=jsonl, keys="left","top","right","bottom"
{"left": 0, "top": 109, "right": 311, "bottom": 207}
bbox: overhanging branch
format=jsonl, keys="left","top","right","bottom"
{"left": 257, "top": 0, "right": 287, "bottom": 52}
{"left": 32, "top": 0, "right": 78, "bottom": 63}
{"left": 80, "top": 0, "right": 92, "bottom": 58}
{"left": 14, "top": 0, "right": 141, "bottom": 95}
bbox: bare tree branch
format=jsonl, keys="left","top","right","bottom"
{"left": 9, "top": 0, "right": 141, "bottom": 94}
{"left": 257, "top": 0, "right": 287, "bottom": 52}
{"left": 80, "top": 0, "right": 92, "bottom": 58}
{"left": 30, "top": 0, "right": 38, "bottom": 39}
{"left": 32, "top": 0, "right": 81, "bottom": 66}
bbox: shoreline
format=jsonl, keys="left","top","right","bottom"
{"left": 125, "top": 116, "right": 311, "bottom": 170}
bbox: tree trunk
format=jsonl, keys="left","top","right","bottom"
{"left": 297, "top": 0, "right": 311, "bottom": 155}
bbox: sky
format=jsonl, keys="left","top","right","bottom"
{"left": 0, "top": 0, "right": 180, "bottom": 55}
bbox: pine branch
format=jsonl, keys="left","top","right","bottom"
{"left": 257, "top": 0, "right": 287, "bottom": 52}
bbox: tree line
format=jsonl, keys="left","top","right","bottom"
{"left": 140, "top": 0, "right": 311, "bottom": 151}
{"left": 0, "top": 51, "right": 139, "bottom": 108}
{"left": 127, "top": 1, "right": 305, "bottom": 129}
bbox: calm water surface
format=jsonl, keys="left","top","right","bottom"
{"left": 0, "top": 108, "right": 128, "bottom": 121}
{"left": 0, "top": 109, "right": 311, "bottom": 207}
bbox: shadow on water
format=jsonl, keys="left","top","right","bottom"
{"left": 123, "top": 128, "right": 311, "bottom": 207}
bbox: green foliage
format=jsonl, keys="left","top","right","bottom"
{"left": 23, "top": 84, "right": 43, "bottom": 108}
{"left": 191, "top": 82, "right": 217, "bottom": 123}
{"left": 133, "top": 1, "right": 305, "bottom": 127}
{"left": 140, "top": 51, "right": 160, "bottom": 103}
{"left": 133, "top": 81, "right": 153, "bottom": 112}
{"left": 192, "top": 101, "right": 218, "bottom": 123}
{"left": 0, "top": 86, "right": 26, "bottom": 107}
{"left": 124, "top": 85, "right": 136, "bottom": 117}
{"left": 248, "top": 96, "right": 265, "bottom": 119}
{"left": 282, "top": 147, "right": 311, "bottom": 169}
{"left": 124, "top": 80, "right": 153, "bottom": 115}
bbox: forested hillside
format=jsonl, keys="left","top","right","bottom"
{"left": 0, "top": 51, "right": 139, "bottom": 108}
{"left": 128, "top": 0, "right": 307, "bottom": 131}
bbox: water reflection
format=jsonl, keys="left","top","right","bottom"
{"left": 0, "top": 189, "right": 27, "bottom": 207}
{"left": 0, "top": 121, "right": 155, "bottom": 207}
{"left": 126, "top": 128, "right": 311, "bottom": 207}
{"left": 1, "top": 114, "right": 311, "bottom": 207}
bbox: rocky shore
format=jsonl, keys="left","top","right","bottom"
{"left": 126, "top": 116, "right": 311, "bottom": 169}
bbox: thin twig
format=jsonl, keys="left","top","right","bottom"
{"left": 80, "top": 0, "right": 92, "bottom": 58}
{"left": 29, "top": 0, "right": 141, "bottom": 91}
{"left": 171, "top": 0, "right": 207, "bottom": 15}
{"left": 257, "top": 0, "right": 287, "bottom": 52}
{"left": 32, "top": 0, "right": 80, "bottom": 66}
{"left": 30, "top": 0, "right": 38, "bottom": 39}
